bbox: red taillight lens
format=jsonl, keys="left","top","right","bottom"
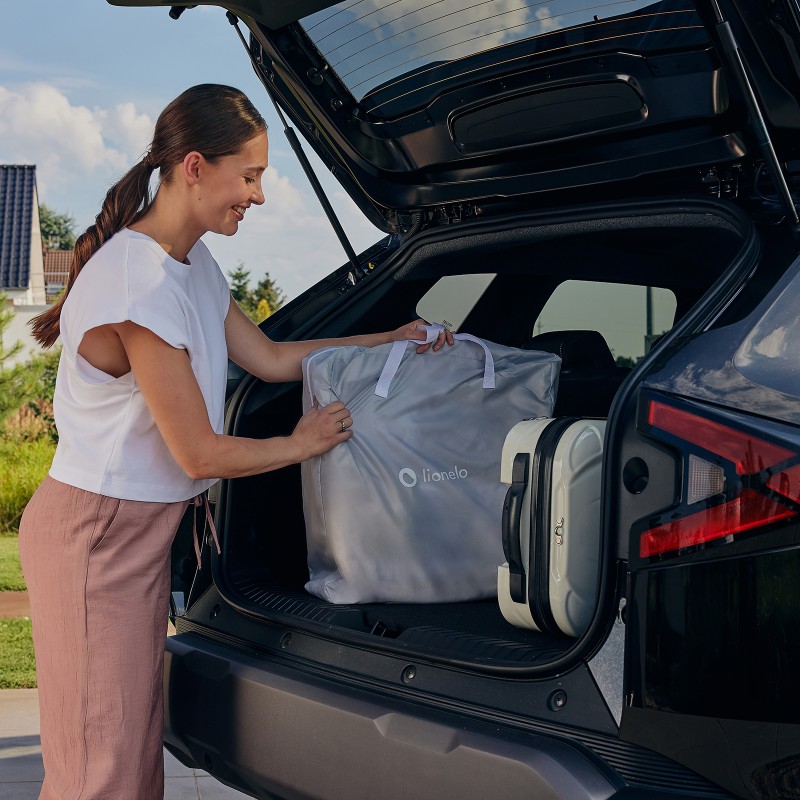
{"left": 647, "top": 400, "right": 794, "bottom": 475}
{"left": 767, "top": 463, "right": 800, "bottom": 504}
{"left": 640, "top": 490, "right": 795, "bottom": 558}
{"left": 639, "top": 399, "right": 799, "bottom": 559}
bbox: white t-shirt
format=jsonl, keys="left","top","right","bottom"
{"left": 49, "top": 228, "right": 232, "bottom": 502}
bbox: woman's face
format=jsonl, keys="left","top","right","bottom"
{"left": 197, "top": 130, "right": 269, "bottom": 236}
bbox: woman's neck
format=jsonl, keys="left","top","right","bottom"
{"left": 128, "top": 191, "right": 201, "bottom": 264}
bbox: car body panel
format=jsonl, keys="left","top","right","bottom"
{"left": 165, "top": 633, "right": 622, "bottom": 800}
{"left": 107, "top": 2, "right": 800, "bottom": 798}
{"left": 617, "top": 254, "right": 800, "bottom": 795}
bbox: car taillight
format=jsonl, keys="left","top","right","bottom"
{"left": 637, "top": 398, "right": 800, "bottom": 559}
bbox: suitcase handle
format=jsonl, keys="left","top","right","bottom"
{"left": 375, "top": 324, "right": 495, "bottom": 398}
{"left": 502, "top": 452, "right": 529, "bottom": 604}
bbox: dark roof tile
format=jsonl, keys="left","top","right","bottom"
{"left": 0, "top": 165, "right": 37, "bottom": 290}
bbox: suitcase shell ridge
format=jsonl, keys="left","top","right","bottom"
{"left": 498, "top": 418, "right": 606, "bottom": 637}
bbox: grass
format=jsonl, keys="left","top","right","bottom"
{"left": 0, "top": 618, "right": 36, "bottom": 688}
{"left": 0, "top": 535, "right": 25, "bottom": 591}
{"left": 0, "top": 430, "right": 52, "bottom": 690}
{"left": 0, "top": 436, "right": 55, "bottom": 535}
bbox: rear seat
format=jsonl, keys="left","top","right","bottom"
{"left": 524, "top": 329, "right": 629, "bottom": 417}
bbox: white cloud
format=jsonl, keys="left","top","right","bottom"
{"left": 534, "top": 7, "right": 566, "bottom": 36}
{"left": 99, "top": 101, "right": 154, "bottom": 159}
{"left": 0, "top": 82, "right": 153, "bottom": 199}
{"left": 0, "top": 80, "right": 380, "bottom": 303}
{"left": 205, "top": 165, "right": 382, "bottom": 300}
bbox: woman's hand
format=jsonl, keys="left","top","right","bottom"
{"left": 290, "top": 400, "right": 353, "bottom": 460}
{"left": 390, "top": 319, "right": 455, "bottom": 354}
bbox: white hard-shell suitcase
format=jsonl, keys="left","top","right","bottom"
{"left": 497, "top": 418, "right": 606, "bottom": 637}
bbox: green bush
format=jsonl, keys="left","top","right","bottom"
{"left": 0, "top": 294, "right": 44, "bottom": 427}
{"left": 0, "top": 438, "right": 55, "bottom": 534}
{"left": 0, "top": 618, "right": 36, "bottom": 688}
{"left": 24, "top": 346, "right": 61, "bottom": 443}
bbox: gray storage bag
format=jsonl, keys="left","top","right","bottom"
{"left": 301, "top": 325, "right": 561, "bottom": 604}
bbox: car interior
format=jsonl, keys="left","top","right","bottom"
{"left": 210, "top": 205, "right": 751, "bottom": 669}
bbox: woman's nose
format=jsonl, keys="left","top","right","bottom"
{"left": 252, "top": 180, "right": 265, "bottom": 205}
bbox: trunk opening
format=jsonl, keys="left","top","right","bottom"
{"left": 211, "top": 200, "right": 752, "bottom": 671}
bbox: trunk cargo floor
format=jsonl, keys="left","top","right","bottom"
{"left": 229, "top": 573, "right": 571, "bottom": 666}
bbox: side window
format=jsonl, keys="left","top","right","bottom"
{"left": 734, "top": 260, "right": 800, "bottom": 398}
{"left": 416, "top": 274, "right": 496, "bottom": 331}
{"left": 533, "top": 281, "right": 677, "bottom": 365}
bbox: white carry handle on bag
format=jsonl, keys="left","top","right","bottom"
{"left": 375, "top": 323, "right": 495, "bottom": 397}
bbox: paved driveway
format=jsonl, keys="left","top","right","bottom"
{"left": 0, "top": 689, "right": 252, "bottom": 799}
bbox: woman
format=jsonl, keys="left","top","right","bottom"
{"left": 19, "top": 83, "right": 451, "bottom": 800}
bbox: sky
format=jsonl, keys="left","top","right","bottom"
{"left": 0, "top": 1, "right": 383, "bottom": 301}
{"left": 1, "top": 0, "right": 674, "bottom": 359}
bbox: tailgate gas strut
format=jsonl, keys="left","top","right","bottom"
{"left": 710, "top": 0, "right": 800, "bottom": 232}
{"left": 224, "top": 11, "right": 362, "bottom": 278}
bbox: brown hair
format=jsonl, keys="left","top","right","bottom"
{"left": 31, "top": 84, "right": 267, "bottom": 347}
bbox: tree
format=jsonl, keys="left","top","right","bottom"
{"left": 254, "top": 274, "right": 287, "bottom": 319}
{"left": 39, "top": 204, "right": 77, "bottom": 250}
{"left": 227, "top": 263, "right": 286, "bottom": 324}
{"left": 615, "top": 355, "right": 638, "bottom": 369}
{"left": 0, "top": 293, "right": 44, "bottom": 426}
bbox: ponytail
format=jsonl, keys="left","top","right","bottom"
{"left": 29, "top": 83, "right": 267, "bottom": 349}
{"left": 30, "top": 158, "right": 156, "bottom": 348}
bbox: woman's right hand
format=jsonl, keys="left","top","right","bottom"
{"left": 291, "top": 400, "right": 353, "bottom": 460}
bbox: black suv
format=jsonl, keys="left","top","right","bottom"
{"left": 110, "top": 2, "right": 800, "bottom": 798}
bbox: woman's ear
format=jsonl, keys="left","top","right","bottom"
{"left": 182, "top": 151, "right": 204, "bottom": 186}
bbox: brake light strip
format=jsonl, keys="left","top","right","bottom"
{"left": 648, "top": 401, "right": 793, "bottom": 475}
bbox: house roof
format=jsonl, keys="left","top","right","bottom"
{"left": 0, "top": 165, "right": 37, "bottom": 290}
{"left": 43, "top": 249, "right": 73, "bottom": 281}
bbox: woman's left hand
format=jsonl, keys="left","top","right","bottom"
{"left": 390, "top": 319, "right": 455, "bottom": 354}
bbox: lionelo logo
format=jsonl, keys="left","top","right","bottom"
{"left": 398, "top": 466, "right": 469, "bottom": 487}
{"left": 398, "top": 468, "right": 418, "bottom": 487}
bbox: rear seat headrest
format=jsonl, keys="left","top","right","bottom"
{"left": 524, "top": 329, "right": 617, "bottom": 372}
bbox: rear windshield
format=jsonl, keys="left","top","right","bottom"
{"left": 300, "top": 0, "right": 708, "bottom": 114}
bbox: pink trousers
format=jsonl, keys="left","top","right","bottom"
{"left": 18, "top": 476, "right": 188, "bottom": 800}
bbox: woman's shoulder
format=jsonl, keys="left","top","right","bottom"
{"left": 187, "top": 237, "right": 219, "bottom": 271}
{"left": 82, "top": 229, "right": 178, "bottom": 284}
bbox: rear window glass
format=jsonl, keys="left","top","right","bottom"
{"left": 300, "top": 0, "right": 707, "bottom": 113}
{"left": 416, "top": 273, "right": 496, "bottom": 331}
{"left": 533, "top": 280, "right": 676, "bottom": 364}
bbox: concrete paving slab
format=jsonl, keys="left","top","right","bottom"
{"left": 165, "top": 775, "right": 203, "bottom": 799}
{"left": 0, "top": 689, "right": 39, "bottom": 736}
{"left": 165, "top": 746, "right": 198, "bottom": 778}
{"left": 0, "top": 689, "right": 253, "bottom": 799}
{"left": 0, "top": 735, "right": 44, "bottom": 782}
{"left": 197, "top": 776, "right": 256, "bottom": 798}
{"left": 0, "top": 782, "right": 42, "bottom": 799}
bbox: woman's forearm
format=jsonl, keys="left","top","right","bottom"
{"left": 184, "top": 433, "right": 305, "bottom": 480}
{"left": 267, "top": 332, "right": 395, "bottom": 382}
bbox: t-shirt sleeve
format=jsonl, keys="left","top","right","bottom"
{"left": 62, "top": 238, "right": 189, "bottom": 357}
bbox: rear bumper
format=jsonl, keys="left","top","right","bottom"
{"left": 164, "top": 632, "right": 622, "bottom": 800}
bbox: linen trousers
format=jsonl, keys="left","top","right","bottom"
{"left": 18, "top": 476, "right": 188, "bottom": 800}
